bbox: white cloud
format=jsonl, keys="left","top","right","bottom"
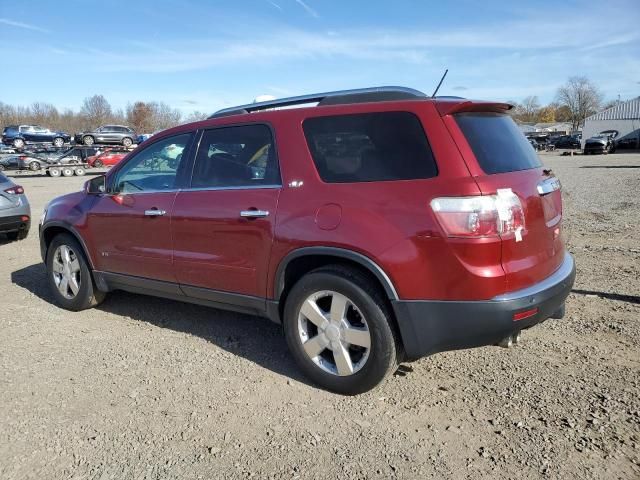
{"left": 294, "top": 0, "right": 319, "bottom": 18}
{"left": 0, "top": 18, "right": 49, "bottom": 33}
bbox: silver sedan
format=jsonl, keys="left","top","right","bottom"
{"left": 0, "top": 172, "right": 30, "bottom": 240}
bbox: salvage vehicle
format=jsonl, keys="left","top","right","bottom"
{"left": 584, "top": 130, "right": 618, "bottom": 154}
{"left": 86, "top": 149, "right": 128, "bottom": 168}
{"left": 0, "top": 172, "right": 30, "bottom": 240}
{"left": 75, "top": 125, "right": 137, "bottom": 147}
{"left": 2, "top": 125, "right": 72, "bottom": 149}
{"left": 40, "top": 87, "right": 575, "bottom": 394}
{"left": 551, "top": 135, "right": 581, "bottom": 149}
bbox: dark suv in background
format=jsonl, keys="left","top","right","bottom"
{"left": 75, "top": 125, "right": 137, "bottom": 147}
{"left": 40, "top": 86, "right": 575, "bottom": 394}
{"left": 2, "top": 125, "right": 72, "bottom": 149}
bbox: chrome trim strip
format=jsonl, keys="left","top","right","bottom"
{"left": 492, "top": 253, "right": 575, "bottom": 301}
{"left": 210, "top": 86, "right": 426, "bottom": 117}
{"left": 537, "top": 177, "right": 561, "bottom": 195}
{"left": 182, "top": 184, "right": 281, "bottom": 192}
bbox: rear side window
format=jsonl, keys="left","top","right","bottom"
{"left": 455, "top": 113, "right": 541, "bottom": 174}
{"left": 191, "top": 124, "right": 280, "bottom": 189}
{"left": 303, "top": 112, "right": 437, "bottom": 183}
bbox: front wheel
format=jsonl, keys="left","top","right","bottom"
{"left": 83, "top": 136, "right": 94, "bottom": 146}
{"left": 53, "top": 137, "right": 64, "bottom": 148}
{"left": 29, "top": 161, "right": 41, "bottom": 171}
{"left": 122, "top": 137, "right": 133, "bottom": 147}
{"left": 13, "top": 138, "right": 25, "bottom": 149}
{"left": 283, "top": 266, "right": 399, "bottom": 395}
{"left": 46, "top": 233, "right": 105, "bottom": 311}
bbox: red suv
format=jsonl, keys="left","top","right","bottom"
{"left": 39, "top": 87, "right": 575, "bottom": 394}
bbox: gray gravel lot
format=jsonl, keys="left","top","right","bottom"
{"left": 1, "top": 153, "right": 639, "bottom": 479}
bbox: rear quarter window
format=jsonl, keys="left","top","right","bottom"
{"left": 455, "top": 113, "right": 541, "bottom": 174}
{"left": 303, "top": 111, "right": 437, "bottom": 183}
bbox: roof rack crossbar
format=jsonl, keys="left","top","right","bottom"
{"left": 209, "top": 86, "right": 427, "bottom": 118}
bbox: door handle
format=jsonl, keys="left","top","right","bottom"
{"left": 240, "top": 209, "right": 269, "bottom": 219}
{"left": 144, "top": 209, "right": 166, "bottom": 217}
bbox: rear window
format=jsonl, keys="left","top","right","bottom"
{"left": 455, "top": 113, "right": 541, "bottom": 174}
{"left": 303, "top": 111, "right": 437, "bottom": 183}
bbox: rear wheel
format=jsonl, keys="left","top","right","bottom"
{"left": 283, "top": 265, "right": 399, "bottom": 395}
{"left": 61, "top": 167, "right": 74, "bottom": 177}
{"left": 13, "top": 138, "right": 25, "bottom": 149}
{"left": 46, "top": 233, "right": 105, "bottom": 311}
{"left": 122, "top": 137, "right": 133, "bottom": 147}
{"left": 49, "top": 168, "right": 61, "bottom": 177}
{"left": 74, "top": 167, "right": 86, "bottom": 176}
{"left": 83, "top": 136, "right": 94, "bottom": 146}
{"left": 28, "top": 161, "right": 41, "bottom": 171}
{"left": 94, "top": 159, "right": 104, "bottom": 168}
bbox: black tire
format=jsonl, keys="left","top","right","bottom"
{"left": 61, "top": 167, "right": 74, "bottom": 177}
{"left": 13, "top": 138, "right": 25, "bottom": 149}
{"left": 29, "top": 161, "right": 41, "bottom": 171}
{"left": 46, "top": 233, "right": 105, "bottom": 311}
{"left": 0, "top": 164, "right": 4, "bottom": 171}
{"left": 83, "top": 136, "right": 94, "bottom": 146}
{"left": 49, "top": 168, "right": 61, "bottom": 177}
{"left": 6, "top": 229, "right": 28, "bottom": 241}
{"left": 94, "top": 159, "right": 104, "bottom": 168}
{"left": 74, "top": 167, "right": 86, "bottom": 176}
{"left": 122, "top": 137, "right": 133, "bottom": 147}
{"left": 53, "top": 137, "right": 64, "bottom": 148}
{"left": 283, "top": 265, "right": 399, "bottom": 395}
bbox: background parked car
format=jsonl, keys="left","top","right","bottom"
{"left": 86, "top": 148, "right": 128, "bottom": 168}
{"left": 75, "top": 125, "right": 137, "bottom": 147}
{"left": 584, "top": 130, "right": 618, "bottom": 155}
{"left": 0, "top": 152, "right": 82, "bottom": 171}
{"left": 551, "top": 135, "right": 581, "bottom": 149}
{"left": 2, "top": 125, "right": 72, "bottom": 149}
{"left": 0, "top": 171, "right": 30, "bottom": 240}
{"left": 137, "top": 133, "right": 155, "bottom": 144}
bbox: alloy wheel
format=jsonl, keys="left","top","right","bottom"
{"left": 52, "top": 245, "right": 81, "bottom": 299}
{"left": 297, "top": 290, "right": 371, "bottom": 376}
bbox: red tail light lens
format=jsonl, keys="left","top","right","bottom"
{"left": 431, "top": 189, "right": 525, "bottom": 239}
{"left": 4, "top": 185, "right": 24, "bottom": 195}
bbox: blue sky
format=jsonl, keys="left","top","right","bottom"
{"left": 1, "top": 0, "right": 639, "bottom": 115}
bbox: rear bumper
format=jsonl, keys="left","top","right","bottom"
{"left": 392, "top": 253, "right": 576, "bottom": 360}
{"left": 0, "top": 214, "right": 30, "bottom": 233}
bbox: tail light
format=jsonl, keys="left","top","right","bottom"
{"left": 4, "top": 185, "right": 24, "bottom": 195}
{"left": 431, "top": 188, "right": 525, "bottom": 239}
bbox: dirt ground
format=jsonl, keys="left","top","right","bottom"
{"left": 1, "top": 152, "right": 639, "bottom": 480}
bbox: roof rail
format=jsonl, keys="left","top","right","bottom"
{"left": 209, "top": 86, "right": 427, "bottom": 118}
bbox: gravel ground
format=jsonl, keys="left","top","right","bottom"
{"left": 1, "top": 152, "right": 639, "bottom": 479}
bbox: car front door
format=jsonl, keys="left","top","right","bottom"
{"left": 86, "top": 132, "right": 194, "bottom": 282}
{"left": 172, "top": 124, "right": 281, "bottom": 302}
{"left": 20, "top": 126, "right": 35, "bottom": 142}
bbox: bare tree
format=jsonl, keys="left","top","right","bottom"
{"left": 520, "top": 96, "right": 541, "bottom": 122}
{"left": 184, "top": 111, "right": 209, "bottom": 123}
{"left": 80, "top": 94, "right": 113, "bottom": 129}
{"left": 556, "top": 77, "right": 603, "bottom": 130}
{"left": 127, "top": 102, "right": 154, "bottom": 133}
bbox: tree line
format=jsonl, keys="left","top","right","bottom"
{"left": 0, "top": 76, "right": 616, "bottom": 135}
{"left": 0, "top": 94, "right": 209, "bottom": 134}
{"left": 509, "top": 76, "right": 615, "bottom": 130}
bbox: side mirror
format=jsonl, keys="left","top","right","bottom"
{"left": 85, "top": 175, "right": 106, "bottom": 194}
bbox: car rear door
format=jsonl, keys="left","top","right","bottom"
{"left": 85, "top": 132, "right": 194, "bottom": 282}
{"left": 446, "top": 111, "right": 564, "bottom": 292}
{"left": 171, "top": 124, "right": 281, "bottom": 301}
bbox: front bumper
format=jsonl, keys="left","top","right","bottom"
{"left": 392, "top": 253, "right": 576, "bottom": 360}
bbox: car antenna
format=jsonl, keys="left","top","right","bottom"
{"left": 431, "top": 69, "right": 448, "bottom": 98}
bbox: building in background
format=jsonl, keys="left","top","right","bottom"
{"left": 582, "top": 97, "right": 640, "bottom": 149}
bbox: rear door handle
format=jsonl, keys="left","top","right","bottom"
{"left": 144, "top": 209, "right": 166, "bottom": 217}
{"left": 240, "top": 209, "right": 269, "bottom": 218}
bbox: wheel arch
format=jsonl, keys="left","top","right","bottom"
{"left": 274, "top": 247, "right": 399, "bottom": 303}
{"left": 41, "top": 222, "right": 95, "bottom": 269}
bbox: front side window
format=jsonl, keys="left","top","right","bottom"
{"left": 113, "top": 133, "right": 191, "bottom": 193}
{"left": 191, "top": 124, "right": 280, "bottom": 189}
{"left": 303, "top": 112, "right": 438, "bottom": 183}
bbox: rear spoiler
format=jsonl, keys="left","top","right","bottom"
{"left": 436, "top": 100, "right": 513, "bottom": 116}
